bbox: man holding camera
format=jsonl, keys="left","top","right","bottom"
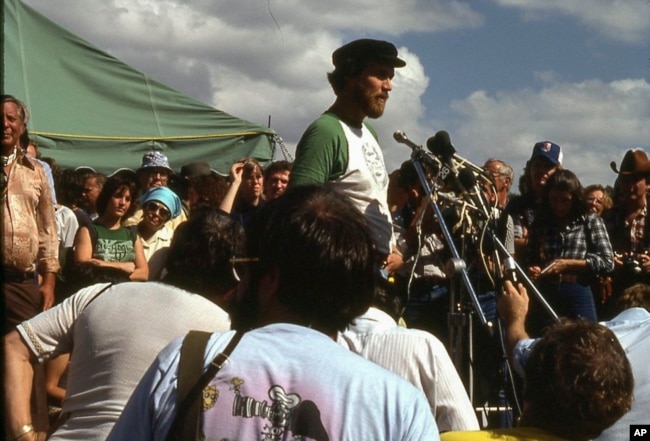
{"left": 603, "top": 149, "right": 650, "bottom": 318}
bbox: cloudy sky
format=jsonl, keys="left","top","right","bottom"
{"left": 21, "top": 0, "right": 650, "bottom": 188}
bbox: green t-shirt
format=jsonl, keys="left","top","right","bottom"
{"left": 92, "top": 224, "right": 137, "bottom": 263}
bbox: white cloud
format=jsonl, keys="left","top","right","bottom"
{"left": 444, "top": 78, "right": 650, "bottom": 187}
{"left": 20, "top": 0, "right": 447, "bottom": 165}
{"left": 494, "top": 0, "right": 650, "bottom": 44}
{"left": 18, "top": 0, "right": 649, "bottom": 192}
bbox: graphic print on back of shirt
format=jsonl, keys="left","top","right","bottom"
{"left": 201, "top": 377, "right": 329, "bottom": 441}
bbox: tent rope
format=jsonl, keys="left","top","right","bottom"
{"left": 30, "top": 130, "right": 274, "bottom": 141}
{"left": 273, "top": 134, "right": 294, "bottom": 162}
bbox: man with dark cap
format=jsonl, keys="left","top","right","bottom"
{"left": 601, "top": 149, "right": 650, "bottom": 317}
{"left": 290, "top": 38, "right": 406, "bottom": 273}
{"left": 505, "top": 141, "right": 563, "bottom": 258}
{"left": 176, "top": 160, "right": 213, "bottom": 216}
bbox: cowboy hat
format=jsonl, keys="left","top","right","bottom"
{"left": 610, "top": 149, "right": 650, "bottom": 175}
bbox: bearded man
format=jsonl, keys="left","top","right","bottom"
{"left": 290, "top": 39, "right": 406, "bottom": 273}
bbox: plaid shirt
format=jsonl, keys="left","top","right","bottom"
{"left": 527, "top": 211, "right": 614, "bottom": 277}
{"left": 603, "top": 204, "right": 648, "bottom": 255}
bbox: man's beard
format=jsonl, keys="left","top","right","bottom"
{"left": 354, "top": 86, "right": 387, "bottom": 119}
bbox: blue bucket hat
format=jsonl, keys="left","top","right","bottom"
{"left": 138, "top": 150, "right": 174, "bottom": 174}
{"left": 139, "top": 186, "right": 182, "bottom": 219}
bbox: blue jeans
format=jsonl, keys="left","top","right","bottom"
{"left": 528, "top": 281, "right": 597, "bottom": 336}
{"left": 554, "top": 282, "right": 598, "bottom": 321}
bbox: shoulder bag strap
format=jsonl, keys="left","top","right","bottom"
{"left": 165, "top": 330, "right": 245, "bottom": 441}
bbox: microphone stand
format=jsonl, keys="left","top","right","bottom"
{"left": 396, "top": 132, "right": 559, "bottom": 424}
{"left": 406, "top": 147, "right": 491, "bottom": 379}
{"left": 497, "top": 244, "right": 559, "bottom": 321}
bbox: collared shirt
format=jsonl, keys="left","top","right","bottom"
{"left": 339, "top": 307, "right": 479, "bottom": 432}
{"left": 603, "top": 204, "right": 648, "bottom": 254}
{"left": 2, "top": 151, "right": 59, "bottom": 274}
{"left": 512, "top": 308, "right": 650, "bottom": 441}
{"left": 526, "top": 212, "right": 614, "bottom": 277}
{"left": 139, "top": 225, "right": 173, "bottom": 280}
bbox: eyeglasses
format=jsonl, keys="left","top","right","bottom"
{"left": 485, "top": 170, "right": 509, "bottom": 179}
{"left": 143, "top": 201, "right": 171, "bottom": 219}
{"left": 586, "top": 196, "right": 604, "bottom": 206}
{"left": 229, "top": 257, "right": 259, "bottom": 282}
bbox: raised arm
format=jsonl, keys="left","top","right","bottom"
{"left": 219, "top": 161, "right": 244, "bottom": 214}
{"left": 496, "top": 280, "right": 530, "bottom": 366}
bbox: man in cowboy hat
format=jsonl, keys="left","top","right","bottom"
{"left": 602, "top": 149, "right": 650, "bottom": 318}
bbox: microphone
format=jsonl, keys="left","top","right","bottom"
{"left": 426, "top": 130, "right": 489, "bottom": 179}
{"left": 421, "top": 131, "right": 461, "bottom": 193}
{"left": 393, "top": 130, "right": 420, "bottom": 151}
{"left": 458, "top": 167, "right": 491, "bottom": 219}
{"left": 393, "top": 130, "right": 441, "bottom": 173}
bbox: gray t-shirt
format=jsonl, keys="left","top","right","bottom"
{"left": 18, "top": 281, "right": 230, "bottom": 441}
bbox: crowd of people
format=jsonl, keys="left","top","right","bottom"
{"left": 2, "top": 36, "right": 648, "bottom": 441}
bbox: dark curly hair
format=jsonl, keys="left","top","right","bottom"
{"left": 163, "top": 209, "right": 245, "bottom": 300}
{"left": 523, "top": 319, "right": 634, "bottom": 440}
{"left": 239, "top": 185, "right": 375, "bottom": 333}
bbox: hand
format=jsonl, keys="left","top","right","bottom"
{"left": 39, "top": 273, "right": 56, "bottom": 310}
{"left": 545, "top": 258, "right": 569, "bottom": 275}
{"left": 229, "top": 161, "right": 245, "bottom": 183}
{"left": 639, "top": 254, "right": 650, "bottom": 273}
{"left": 121, "top": 262, "right": 136, "bottom": 274}
{"left": 497, "top": 280, "right": 529, "bottom": 326}
{"left": 528, "top": 266, "right": 541, "bottom": 282}
{"left": 613, "top": 253, "right": 624, "bottom": 268}
{"left": 384, "top": 251, "right": 404, "bottom": 274}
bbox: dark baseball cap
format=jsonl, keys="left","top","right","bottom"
{"left": 530, "top": 141, "right": 563, "bottom": 166}
{"left": 332, "top": 39, "right": 406, "bottom": 68}
{"left": 180, "top": 161, "right": 211, "bottom": 179}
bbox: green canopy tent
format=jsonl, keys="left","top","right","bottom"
{"left": 3, "top": 0, "right": 277, "bottom": 175}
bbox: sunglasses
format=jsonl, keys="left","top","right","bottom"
{"left": 144, "top": 201, "right": 171, "bottom": 219}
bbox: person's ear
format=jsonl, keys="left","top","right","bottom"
{"left": 408, "top": 187, "right": 421, "bottom": 202}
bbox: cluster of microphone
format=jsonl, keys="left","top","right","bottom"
{"left": 393, "top": 130, "right": 493, "bottom": 220}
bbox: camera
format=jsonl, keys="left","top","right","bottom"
{"left": 617, "top": 253, "right": 643, "bottom": 275}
